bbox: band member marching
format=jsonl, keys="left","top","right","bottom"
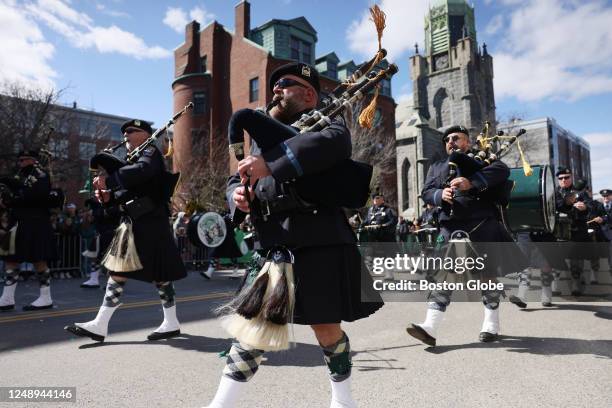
{"left": 65, "top": 119, "right": 187, "bottom": 342}
{"left": 406, "top": 125, "right": 526, "bottom": 346}
{"left": 203, "top": 62, "right": 384, "bottom": 408}
{"left": 0, "top": 150, "right": 58, "bottom": 311}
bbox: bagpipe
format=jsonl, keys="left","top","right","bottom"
{"left": 228, "top": 62, "right": 398, "bottom": 209}
{"left": 0, "top": 127, "right": 64, "bottom": 210}
{"left": 444, "top": 122, "right": 528, "bottom": 214}
{"left": 89, "top": 102, "right": 193, "bottom": 203}
{"left": 219, "top": 5, "right": 391, "bottom": 351}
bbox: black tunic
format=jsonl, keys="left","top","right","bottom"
{"left": 2, "top": 164, "right": 57, "bottom": 263}
{"left": 421, "top": 157, "right": 528, "bottom": 277}
{"left": 227, "top": 113, "right": 383, "bottom": 325}
{"left": 105, "top": 146, "right": 186, "bottom": 283}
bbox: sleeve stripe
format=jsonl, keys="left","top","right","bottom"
{"left": 434, "top": 189, "right": 442, "bottom": 206}
{"left": 281, "top": 142, "right": 304, "bottom": 177}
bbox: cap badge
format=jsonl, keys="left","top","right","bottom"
{"left": 301, "top": 65, "right": 311, "bottom": 77}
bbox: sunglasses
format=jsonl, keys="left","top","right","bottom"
{"left": 558, "top": 176, "right": 571, "bottom": 180}
{"left": 274, "top": 78, "right": 306, "bottom": 90}
{"left": 443, "top": 135, "right": 462, "bottom": 143}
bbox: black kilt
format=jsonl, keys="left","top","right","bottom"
{"left": 3, "top": 215, "right": 57, "bottom": 263}
{"left": 110, "top": 216, "right": 186, "bottom": 283}
{"left": 291, "top": 244, "right": 383, "bottom": 325}
{"left": 439, "top": 217, "right": 528, "bottom": 278}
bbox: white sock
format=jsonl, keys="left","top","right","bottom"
{"left": 417, "top": 306, "right": 444, "bottom": 339}
{"left": 0, "top": 283, "right": 17, "bottom": 306}
{"left": 75, "top": 305, "right": 119, "bottom": 337}
{"left": 330, "top": 377, "right": 358, "bottom": 408}
{"left": 30, "top": 286, "right": 52, "bottom": 307}
{"left": 84, "top": 270, "right": 99, "bottom": 284}
{"left": 541, "top": 286, "right": 552, "bottom": 304}
{"left": 155, "top": 305, "right": 180, "bottom": 333}
{"left": 481, "top": 307, "right": 500, "bottom": 334}
{"left": 205, "top": 376, "right": 247, "bottom": 408}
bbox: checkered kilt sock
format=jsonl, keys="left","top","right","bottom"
{"left": 222, "top": 341, "right": 265, "bottom": 382}
{"left": 482, "top": 289, "right": 501, "bottom": 310}
{"left": 37, "top": 269, "right": 51, "bottom": 287}
{"left": 322, "top": 332, "right": 352, "bottom": 382}
{"left": 102, "top": 277, "right": 125, "bottom": 307}
{"left": 156, "top": 282, "right": 175, "bottom": 308}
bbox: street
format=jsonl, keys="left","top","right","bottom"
{"left": 0, "top": 269, "right": 610, "bottom": 408}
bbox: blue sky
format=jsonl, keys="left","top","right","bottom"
{"left": 1, "top": 0, "right": 611, "bottom": 194}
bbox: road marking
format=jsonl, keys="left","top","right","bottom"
{"left": 0, "top": 292, "right": 233, "bottom": 324}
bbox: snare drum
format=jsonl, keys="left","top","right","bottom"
{"left": 502, "top": 165, "right": 556, "bottom": 234}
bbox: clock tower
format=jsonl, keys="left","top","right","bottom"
{"left": 411, "top": 0, "right": 495, "bottom": 135}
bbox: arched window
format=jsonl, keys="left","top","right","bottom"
{"left": 402, "top": 158, "right": 411, "bottom": 209}
{"left": 433, "top": 88, "right": 448, "bottom": 129}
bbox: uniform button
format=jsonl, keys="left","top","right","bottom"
{"left": 292, "top": 178, "right": 296, "bottom": 182}
{"left": 313, "top": 210, "right": 318, "bottom": 215}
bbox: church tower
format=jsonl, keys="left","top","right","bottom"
{"left": 412, "top": 0, "right": 495, "bottom": 134}
{"left": 396, "top": 0, "right": 496, "bottom": 217}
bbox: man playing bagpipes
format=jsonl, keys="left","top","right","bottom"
{"left": 406, "top": 125, "right": 527, "bottom": 347}
{"left": 204, "top": 62, "right": 384, "bottom": 408}
{"left": 0, "top": 150, "right": 58, "bottom": 311}
{"left": 64, "top": 119, "right": 187, "bottom": 342}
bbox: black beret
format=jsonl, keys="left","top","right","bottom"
{"left": 17, "top": 149, "right": 39, "bottom": 159}
{"left": 121, "top": 119, "right": 153, "bottom": 135}
{"left": 269, "top": 62, "right": 320, "bottom": 94}
{"left": 443, "top": 125, "right": 470, "bottom": 141}
{"left": 600, "top": 189, "right": 611, "bottom": 196}
{"left": 371, "top": 192, "right": 384, "bottom": 199}
{"left": 555, "top": 166, "right": 571, "bottom": 176}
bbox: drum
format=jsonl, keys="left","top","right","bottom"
{"left": 188, "top": 212, "right": 251, "bottom": 260}
{"left": 415, "top": 227, "right": 438, "bottom": 249}
{"left": 502, "top": 165, "right": 556, "bottom": 234}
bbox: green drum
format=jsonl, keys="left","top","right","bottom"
{"left": 502, "top": 165, "right": 556, "bottom": 233}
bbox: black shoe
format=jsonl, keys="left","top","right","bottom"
{"left": 199, "top": 270, "right": 212, "bottom": 280}
{"left": 80, "top": 283, "right": 100, "bottom": 288}
{"left": 509, "top": 295, "right": 527, "bottom": 308}
{"left": 147, "top": 330, "right": 180, "bottom": 341}
{"left": 0, "top": 304, "right": 15, "bottom": 311}
{"left": 542, "top": 301, "right": 553, "bottom": 307}
{"left": 64, "top": 325, "right": 105, "bottom": 342}
{"left": 479, "top": 332, "right": 499, "bottom": 342}
{"left": 23, "top": 303, "right": 53, "bottom": 311}
{"left": 406, "top": 324, "right": 436, "bottom": 347}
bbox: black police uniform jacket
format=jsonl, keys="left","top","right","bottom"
{"left": 363, "top": 204, "right": 397, "bottom": 242}
{"left": 2, "top": 164, "right": 57, "bottom": 263}
{"left": 227, "top": 113, "right": 382, "bottom": 325}
{"left": 421, "top": 157, "right": 527, "bottom": 276}
{"left": 601, "top": 201, "right": 612, "bottom": 241}
{"left": 106, "top": 146, "right": 186, "bottom": 283}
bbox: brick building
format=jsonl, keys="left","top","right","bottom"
{"left": 171, "top": 1, "right": 396, "bottom": 205}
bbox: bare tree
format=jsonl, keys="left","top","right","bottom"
{"left": 173, "top": 126, "right": 229, "bottom": 214}
{"left": 344, "top": 101, "right": 397, "bottom": 208}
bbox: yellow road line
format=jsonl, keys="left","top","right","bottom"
{"left": 0, "top": 292, "right": 233, "bottom": 324}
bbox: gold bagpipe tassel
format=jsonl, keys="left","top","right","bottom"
{"left": 358, "top": 4, "right": 386, "bottom": 129}
{"left": 515, "top": 137, "right": 533, "bottom": 176}
{"left": 358, "top": 86, "right": 380, "bottom": 129}
{"left": 102, "top": 217, "right": 143, "bottom": 272}
{"left": 164, "top": 136, "right": 174, "bottom": 158}
{"left": 219, "top": 247, "right": 295, "bottom": 351}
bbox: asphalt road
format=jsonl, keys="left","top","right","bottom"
{"left": 0, "top": 269, "right": 611, "bottom": 408}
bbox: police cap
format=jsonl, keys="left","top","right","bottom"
{"left": 121, "top": 119, "right": 153, "bottom": 135}
{"left": 269, "top": 62, "right": 320, "bottom": 94}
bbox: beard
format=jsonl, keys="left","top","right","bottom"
{"left": 269, "top": 95, "right": 302, "bottom": 124}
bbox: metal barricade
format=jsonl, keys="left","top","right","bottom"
{"left": 49, "top": 233, "right": 82, "bottom": 275}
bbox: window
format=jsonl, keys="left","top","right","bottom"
{"left": 200, "top": 56, "right": 207, "bottom": 73}
{"left": 49, "top": 139, "right": 69, "bottom": 159}
{"left": 193, "top": 92, "right": 207, "bottom": 115}
{"left": 291, "top": 36, "right": 300, "bottom": 60}
{"left": 327, "top": 61, "right": 337, "bottom": 79}
{"left": 249, "top": 77, "right": 259, "bottom": 103}
{"left": 79, "top": 142, "right": 96, "bottom": 160}
{"left": 290, "top": 36, "right": 312, "bottom": 63}
{"left": 301, "top": 42, "right": 311, "bottom": 64}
